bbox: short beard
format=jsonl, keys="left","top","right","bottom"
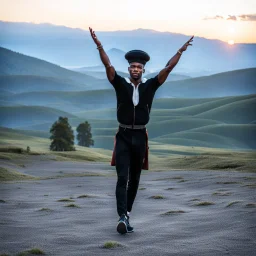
{"left": 133, "top": 76, "right": 140, "bottom": 81}
{"left": 131, "top": 74, "right": 142, "bottom": 81}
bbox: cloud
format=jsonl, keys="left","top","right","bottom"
{"left": 203, "top": 13, "right": 256, "bottom": 21}
{"left": 238, "top": 14, "right": 256, "bottom": 21}
{"left": 227, "top": 15, "right": 237, "bottom": 21}
{"left": 203, "top": 15, "right": 224, "bottom": 20}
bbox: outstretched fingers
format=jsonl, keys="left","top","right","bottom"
{"left": 89, "top": 27, "right": 97, "bottom": 40}
{"left": 187, "top": 35, "right": 194, "bottom": 43}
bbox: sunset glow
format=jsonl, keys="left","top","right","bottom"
{"left": 0, "top": 0, "right": 256, "bottom": 43}
{"left": 228, "top": 40, "right": 235, "bottom": 45}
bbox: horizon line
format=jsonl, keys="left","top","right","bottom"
{"left": 1, "top": 20, "right": 256, "bottom": 44}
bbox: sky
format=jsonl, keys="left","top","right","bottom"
{"left": 0, "top": 0, "right": 256, "bottom": 43}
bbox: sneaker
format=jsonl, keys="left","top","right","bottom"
{"left": 126, "top": 215, "right": 134, "bottom": 233}
{"left": 116, "top": 214, "right": 128, "bottom": 234}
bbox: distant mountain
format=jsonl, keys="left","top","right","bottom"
{"left": 155, "top": 68, "right": 256, "bottom": 98}
{"left": 2, "top": 70, "right": 255, "bottom": 113}
{"left": 0, "top": 75, "right": 88, "bottom": 93}
{"left": 0, "top": 105, "right": 78, "bottom": 128}
{"left": 71, "top": 70, "right": 129, "bottom": 79}
{"left": 1, "top": 21, "right": 255, "bottom": 75}
{"left": 0, "top": 46, "right": 110, "bottom": 90}
{"left": 71, "top": 48, "right": 128, "bottom": 75}
{"left": 145, "top": 72, "right": 191, "bottom": 81}
{"left": 3, "top": 89, "right": 116, "bottom": 112}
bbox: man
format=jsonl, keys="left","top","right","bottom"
{"left": 89, "top": 27, "right": 193, "bottom": 234}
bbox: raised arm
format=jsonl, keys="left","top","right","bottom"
{"left": 157, "top": 36, "right": 194, "bottom": 85}
{"left": 89, "top": 27, "right": 115, "bottom": 82}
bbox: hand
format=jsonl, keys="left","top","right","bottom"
{"left": 89, "top": 27, "right": 101, "bottom": 47}
{"left": 179, "top": 35, "right": 194, "bottom": 52}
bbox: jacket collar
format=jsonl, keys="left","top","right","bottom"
{"left": 125, "top": 77, "right": 147, "bottom": 84}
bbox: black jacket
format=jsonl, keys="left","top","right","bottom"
{"left": 110, "top": 72, "right": 162, "bottom": 125}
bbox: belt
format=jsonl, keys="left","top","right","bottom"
{"left": 119, "top": 123, "right": 146, "bottom": 129}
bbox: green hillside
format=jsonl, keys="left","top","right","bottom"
{"left": 0, "top": 46, "right": 102, "bottom": 87}
{"left": 152, "top": 94, "right": 255, "bottom": 110}
{"left": 0, "top": 106, "right": 78, "bottom": 127}
{"left": 0, "top": 126, "right": 111, "bottom": 161}
{"left": 152, "top": 124, "right": 256, "bottom": 149}
{"left": 195, "top": 97, "right": 256, "bottom": 124}
{"left": 0, "top": 126, "right": 49, "bottom": 139}
{"left": 147, "top": 118, "right": 224, "bottom": 138}
{"left": 1, "top": 92, "right": 255, "bottom": 151}
{"left": 3, "top": 89, "right": 116, "bottom": 112}
{"left": 0, "top": 75, "right": 87, "bottom": 93}
{"left": 156, "top": 68, "right": 256, "bottom": 98}
{"left": 75, "top": 108, "right": 117, "bottom": 120}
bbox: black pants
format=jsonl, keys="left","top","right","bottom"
{"left": 115, "top": 126, "right": 147, "bottom": 217}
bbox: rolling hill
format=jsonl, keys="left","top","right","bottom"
{"left": 0, "top": 106, "right": 78, "bottom": 128}
{"left": 152, "top": 124, "right": 256, "bottom": 149}
{"left": 2, "top": 89, "right": 116, "bottom": 112}
{"left": 0, "top": 46, "right": 111, "bottom": 90}
{"left": 155, "top": 68, "right": 256, "bottom": 98}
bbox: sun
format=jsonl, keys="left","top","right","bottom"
{"left": 228, "top": 40, "right": 235, "bottom": 45}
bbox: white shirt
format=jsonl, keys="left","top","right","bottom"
{"left": 124, "top": 77, "right": 147, "bottom": 106}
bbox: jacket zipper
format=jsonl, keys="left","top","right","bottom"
{"left": 132, "top": 105, "right": 135, "bottom": 129}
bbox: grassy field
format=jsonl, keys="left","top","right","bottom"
{"left": 0, "top": 127, "right": 255, "bottom": 182}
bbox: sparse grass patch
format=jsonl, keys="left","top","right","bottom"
{"left": 39, "top": 208, "right": 52, "bottom": 211}
{"left": 0, "top": 199, "right": 6, "bottom": 203}
{"left": 245, "top": 203, "right": 256, "bottom": 208}
{"left": 0, "top": 146, "right": 25, "bottom": 154}
{"left": 189, "top": 198, "right": 200, "bottom": 201}
{"left": 0, "top": 154, "right": 12, "bottom": 160}
{"left": 211, "top": 163, "right": 243, "bottom": 169}
{"left": 77, "top": 194, "right": 94, "bottom": 198}
{"left": 0, "top": 253, "right": 10, "bottom": 256}
{"left": 226, "top": 201, "right": 242, "bottom": 207}
{"left": 212, "top": 191, "right": 232, "bottom": 196}
{"left": 161, "top": 210, "right": 185, "bottom": 215}
{"left": 194, "top": 201, "right": 215, "bottom": 206}
{"left": 138, "top": 187, "right": 146, "bottom": 190}
{"left": 57, "top": 198, "right": 75, "bottom": 202}
{"left": 65, "top": 203, "right": 80, "bottom": 208}
{"left": 216, "top": 181, "right": 240, "bottom": 185}
{"left": 178, "top": 179, "right": 186, "bottom": 183}
{"left": 153, "top": 176, "right": 184, "bottom": 181}
{"left": 16, "top": 248, "right": 45, "bottom": 255}
{"left": 0, "top": 167, "right": 36, "bottom": 182}
{"left": 165, "top": 187, "right": 175, "bottom": 190}
{"left": 103, "top": 241, "right": 122, "bottom": 249}
{"left": 243, "top": 177, "right": 256, "bottom": 181}
{"left": 149, "top": 195, "right": 165, "bottom": 199}
{"left": 243, "top": 183, "right": 256, "bottom": 188}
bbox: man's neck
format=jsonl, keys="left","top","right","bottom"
{"left": 129, "top": 77, "right": 141, "bottom": 87}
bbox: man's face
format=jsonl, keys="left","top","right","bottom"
{"left": 128, "top": 62, "right": 145, "bottom": 81}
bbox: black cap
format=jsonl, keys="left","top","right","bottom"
{"left": 125, "top": 50, "right": 150, "bottom": 65}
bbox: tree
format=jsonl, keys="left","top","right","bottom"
{"left": 49, "top": 116, "right": 75, "bottom": 151}
{"left": 76, "top": 121, "right": 94, "bottom": 147}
